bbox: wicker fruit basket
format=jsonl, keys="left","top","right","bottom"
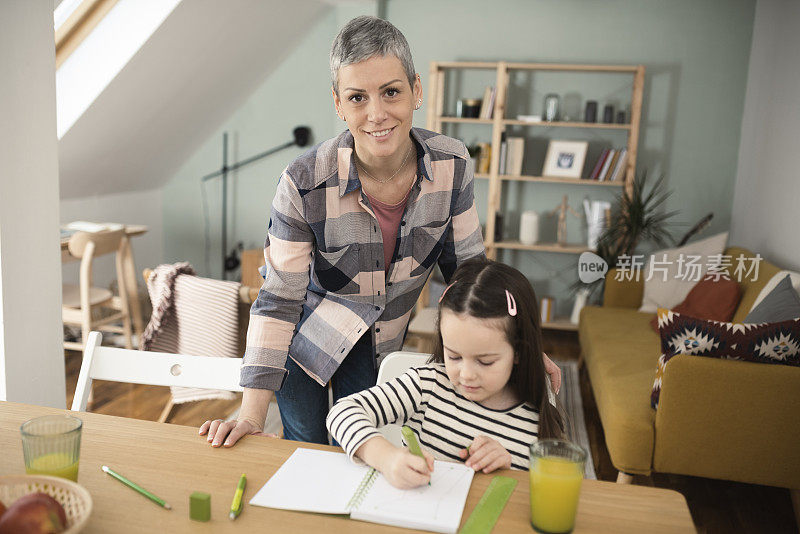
{"left": 0, "top": 475, "right": 92, "bottom": 533}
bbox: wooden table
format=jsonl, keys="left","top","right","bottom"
{"left": 61, "top": 225, "right": 148, "bottom": 337}
{"left": 0, "top": 402, "right": 695, "bottom": 533}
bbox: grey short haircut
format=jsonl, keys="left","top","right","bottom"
{"left": 330, "top": 16, "right": 416, "bottom": 95}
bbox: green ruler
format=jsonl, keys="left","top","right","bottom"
{"left": 458, "top": 475, "right": 518, "bottom": 534}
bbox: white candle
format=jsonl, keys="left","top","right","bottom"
{"left": 520, "top": 210, "right": 539, "bottom": 245}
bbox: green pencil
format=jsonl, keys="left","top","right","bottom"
{"left": 401, "top": 426, "right": 431, "bottom": 485}
{"left": 102, "top": 465, "right": 172, "bottom": 510}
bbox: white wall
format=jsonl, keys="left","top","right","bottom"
{"left": 0, "top": 2, "right": 66, "bottom": 406}
{"left": 730, "top": 0, "right": 800, "bottom": 270}
{"left": 61, "top": 189, "right": 165, "bottom": 290}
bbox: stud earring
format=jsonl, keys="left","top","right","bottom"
{"left": 415, "top": 99, "right": 422, "bottom": 110}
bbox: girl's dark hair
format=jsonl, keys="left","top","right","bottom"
{"left": 431, "top": 257, "right": 567, "bottom": 440}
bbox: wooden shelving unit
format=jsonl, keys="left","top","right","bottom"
{"left": 426, "top": 60, "right": 646, "bottom": 330}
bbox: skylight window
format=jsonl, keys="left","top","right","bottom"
{"left": 54, "top": 0, "right": 84, "bottom": 30}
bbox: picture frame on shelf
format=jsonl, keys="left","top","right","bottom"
{"left": 542, "top": 140, "right": 588, "bottom": 179}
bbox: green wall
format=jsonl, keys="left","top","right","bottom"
{"left": 162, "top": 0, "right": 755, "bottom": 316}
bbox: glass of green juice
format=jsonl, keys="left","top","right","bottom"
{"left": 529, "top": 439, "right": 586, "bottom": 534}
{"left": 21, "top": 415, "right": 83, "bottom": 482}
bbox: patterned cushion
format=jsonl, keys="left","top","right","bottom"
{"left": 651, "top": 309, "right": 800, "bottom": 408}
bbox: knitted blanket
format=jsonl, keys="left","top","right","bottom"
{"left": 143, "top": 263, "right": 242, "bottom": 403}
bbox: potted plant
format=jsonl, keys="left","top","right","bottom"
{"left": 574, "top": 171, "right": 679, "bottom": 297}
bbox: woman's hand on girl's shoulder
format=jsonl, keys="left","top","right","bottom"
{"left": 460, "top": 435, "right": 512, "bottom": 473}
{"left": 198, "top": 418, "right": 270, "bottom": 447}
{"left": 542, "top": 352, "right": 561, "bottom": 394}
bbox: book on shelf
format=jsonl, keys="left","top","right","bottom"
{"left": 505, "top": 137, "right": 525, "bottom": 176}
{"left": 480, "top": 86, "right": 496, "bottom": 119}
{"left": 597, "top": 149, "right": 617, "bottom": 181}
{"left": 477, "top": 142, "right": 492, "bottom": 174}
{"left": 609, "top": 148, "right": 628, "bottom": 181}
{"left": 589, "top": 149, "right": 610, "bottom": 180}
{"left": 478, "top": 86, "right": 493, "bottom": 119}
{"left": 498, "top": 132, "right": 507, "bottom": 175}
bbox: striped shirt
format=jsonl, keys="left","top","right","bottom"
{"left": 242, "top": 128, "right": 484, "bottom": 390}
{"left": 326, "top": 364, "right": 540, "bottom": 471}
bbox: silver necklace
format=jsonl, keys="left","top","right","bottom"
{"left": 356, "top": 145, "right": 413, "bottom": 184}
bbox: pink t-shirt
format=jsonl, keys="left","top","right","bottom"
{"left": 365, "top": 185, "right": 412, "bottom": 273}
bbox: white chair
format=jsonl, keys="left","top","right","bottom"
{"left": 71, "top": 331, "right": 243, "bottom": 413}
{"left": 376, "top": 351, "right": 431, "bottom": 447}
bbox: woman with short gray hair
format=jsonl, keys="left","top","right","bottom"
{"left": 201, "top": 15, "right": 560, "bottom": 447}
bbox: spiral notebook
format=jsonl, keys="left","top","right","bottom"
{"left": 249, "top": 448, "right": 475, "bottom": 534}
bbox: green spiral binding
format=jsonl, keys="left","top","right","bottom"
{"left": 346, "top": 468, "right": 378, "bottom": 511}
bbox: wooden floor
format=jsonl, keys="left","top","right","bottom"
{"left": 68, "top": 333, "right": 798, "bottom": 533}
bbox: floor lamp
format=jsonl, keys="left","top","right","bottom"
{"left": 201, "top": 126, "right": 311, "bottom": 278}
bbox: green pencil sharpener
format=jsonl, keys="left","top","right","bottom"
{"left": 190, "top": 491, "right": 211, "bottom": 522}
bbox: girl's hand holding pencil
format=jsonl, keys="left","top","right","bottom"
{"left": 459, "top": 435, "right": 512, "bottom": 473}
{"left": 355, "top": 434, "right": 435, "bottom": 490}
{"left": 381, "top": 446, "right": 435, "bottom": 489}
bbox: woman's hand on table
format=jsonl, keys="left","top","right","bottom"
{"left": 199, "top": 417, "right": 274, "bottom": 447}
{"left": 200, "top": 387, "right": 274, "bottom": 447}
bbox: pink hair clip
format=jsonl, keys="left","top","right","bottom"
{"left": 505, "top": 290, "right": 517, "bottom": 316}
{"left": 438, "top": 282, "right": 455, "bottom": 303}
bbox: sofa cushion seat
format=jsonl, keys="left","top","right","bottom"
{"left": 579, "top": 305, "right": 660, "bottom": 474}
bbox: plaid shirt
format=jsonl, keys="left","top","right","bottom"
{"left": 241, "top": 127, "right": 484, "bottom": 390}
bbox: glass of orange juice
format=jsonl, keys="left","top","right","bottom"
{"left": 21, "top": 415, "right": 83, "bottom": 482}
{"left": 529, "top": 439, "right": 586, "bottom": 534}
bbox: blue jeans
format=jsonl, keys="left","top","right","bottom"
{"left": 275, "top": 331, "right": 377, "bottom": 444}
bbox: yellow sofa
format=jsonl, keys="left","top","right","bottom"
{"left": 579, "top": 247, "right": 800, "bottom": 490}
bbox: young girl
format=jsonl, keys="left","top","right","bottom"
{"left": 326, "top": 257, "right": 566, "bottom": 489}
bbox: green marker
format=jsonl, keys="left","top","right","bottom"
{"left": 401, "top": 426, "right": 431, "bottom": 485}
{"left": 229, "top": 473, "right": 246, "bottom": 520}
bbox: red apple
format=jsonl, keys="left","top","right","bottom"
{"left": 0, "top": 492, "right": 66, "bottom": 534}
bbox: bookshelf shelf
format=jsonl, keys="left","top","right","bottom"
{"left": 476, "top": 174, "right": 625, "bottom": 186}
{"left": 437, "top": 61, "right": 498, "bottom": 70}
{"left": 507, "top": 62, "right": 639, "bottom": 73}
{"left": 439, "top": 118, "right": 630, "bottom": 130}
{"left": 440, "top": 117, "right": 494, "bottom": 125}
{"left": 494, "top": 241, "right": 592, "bottom": 254}
{"left": 425, "top": 60, "right": 645, "bottom": 330}
{"left": 503, "top": 119, "right": 631, "bottom": 130}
